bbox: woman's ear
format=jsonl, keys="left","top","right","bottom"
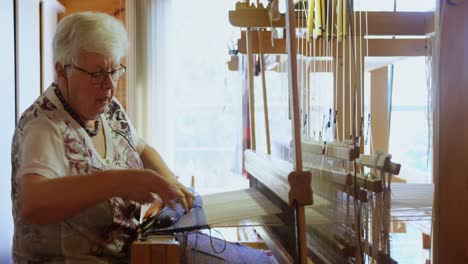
{"left": 55, "top": 62, "right": 67, "bottom": 82}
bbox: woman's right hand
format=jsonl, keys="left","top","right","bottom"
{"left": 119, "top": 169, "right": 178, "bottom": 206}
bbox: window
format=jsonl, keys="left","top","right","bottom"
{"left": 388, "top": 57, "right": 432, "bottom": 183}
{"left": 156, "top": 0, "right": 247, "bottom": 194}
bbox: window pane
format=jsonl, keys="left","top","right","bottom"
{"left": 355, "top": 0, "right": 435, "bottom": 11}
{"left": 388, "top": 57, "right": 432, "bottom": 183}
{"left": 163, "top": 0, "right": 247, "bottom": 194}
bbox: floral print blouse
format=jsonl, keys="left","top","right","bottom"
{"left": 11, "top": 84, "right": 145, "bottom": 263}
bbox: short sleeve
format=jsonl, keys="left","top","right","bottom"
{"left": 16, "top": 116, "right": 66, "bottom": 179}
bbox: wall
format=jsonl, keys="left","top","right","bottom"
{"left": 0, "top": 1, "right": 17, "bottom": 263}
{"left": 0, "top": 1, "right": 62, "bottom": 262}
{"left": 16, "top": 0, "right": 41, "bottom": 116}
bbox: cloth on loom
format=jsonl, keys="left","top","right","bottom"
{"left": 143, "top": 188, "right": 282, "bottom": 235}
{"left": 202, "top": 188, "right": 283, "bottom": 225}
{"left": 141, "top": 191, "right": 279, "bottom": 263}
{"left": 143, "top": 193, "right": 209, "bottom": 236}
{"left": 178, "top": 232, "right": 278, "bottom": 264}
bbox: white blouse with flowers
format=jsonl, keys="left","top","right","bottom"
{"left": 11, "top": 84, "right": 145, "bottom": 263}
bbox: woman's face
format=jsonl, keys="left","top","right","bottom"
{"left": 60, "top": 51, "right": 120, "bottom": 122}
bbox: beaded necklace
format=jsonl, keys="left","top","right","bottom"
{"left": 53, "top": 84, "right": 100, "bottom": 137}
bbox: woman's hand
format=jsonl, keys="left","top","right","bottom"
{"left": 138, "top": 144, "right": 195, "bottom": 211}
{"left": 173, "top": 181, "right": 195, "bottom": 212}
{"left": 120, "top": 169, "right": 178, "bottom": 207}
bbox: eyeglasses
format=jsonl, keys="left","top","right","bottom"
{"left": 64, "top": 64, "right": 126, "bottom": 85}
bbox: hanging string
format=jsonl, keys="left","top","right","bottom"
{"left": 353, "top": 0, "right": 358, "bottom": 143}
{"left": 308, "top": 1, "right": 313, "bottom": 140}
{"left": 302, "top": 2, "right": 307, "bottom": 139}
{"left": 359, "top": 2, "right": 364, "bottom": 144}
{"left": 304, "top": 1, "right": 311, "bottom": 140}
{"left": 325, "top": 0, "right": 331, "bottom": 74}
{"left": 341, "top": 0, "right": 346, "bottom": 142}
{"left": 333, "top": 0, "right": 340, "bottom": 142}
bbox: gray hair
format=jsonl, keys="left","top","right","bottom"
{"left": 52, "top": 12, "right": 128, "bottom": 68}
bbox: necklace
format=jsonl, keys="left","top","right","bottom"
{"left": 53, "top": 84, "right": 100, "bottom": 137}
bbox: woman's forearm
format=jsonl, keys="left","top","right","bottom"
{"left": 140, "top": 145, "right": 176, "bottom": 182}
{"left": 20, "top": 170, "right": 131, "bottom": 225}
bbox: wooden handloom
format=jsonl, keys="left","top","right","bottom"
{"left": 130, "top": 0, "right": 439, "bottom": 263}
{"left": 228, "top": 1, "right": 435, "bottom": 263}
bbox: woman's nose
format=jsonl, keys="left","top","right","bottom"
{"left": 100, "top": 73, "right": 116, "bottom": 90}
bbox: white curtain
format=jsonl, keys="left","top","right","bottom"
{"left": 126, "top": 0, "right": 174, "bottom": 166}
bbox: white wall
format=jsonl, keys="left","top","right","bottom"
{"left": 0, "top": 0, "right": 16, "bottom": 262}
{"left": 16, "top": 0, "right": 41, "bottom": 116}
{"left": 0, "top": 1, "right": 61, "bottom": 262}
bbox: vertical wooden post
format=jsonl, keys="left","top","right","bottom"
{"left": 246, "top": 28, "right": 256, "bottom": 151}
{"left": 335, "top": 42, "right": 351, "bottom": 142}
{"left": 285, "top": 0, "right": 308, "bottom": 263}
{"left": 434, "top": 1, "right": 468, "bottom": 263}
{"left": 354, "top": 34, "right": 364, "bottom": 152}
{"left": 258, "top": 30, "right": 271, "bottom": 155}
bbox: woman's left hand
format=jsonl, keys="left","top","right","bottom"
{"left": 174, "top": 181, "right": 195, "bottom": 212}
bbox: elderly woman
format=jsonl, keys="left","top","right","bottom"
{"left": 11, "top": 12, "right": 193, "bottom": 263}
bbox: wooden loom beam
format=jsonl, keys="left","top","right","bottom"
{"left": 237, "top": 30, "right": 429, "bottom": 57}
{"left": 303, "top": 164, "right": 384, "bottom": 193}
{"left": 229, "top": 8, "right": 434, "bottom": 36}
{"left": 302, "top": 140, "right": 359, "bottom": 161}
